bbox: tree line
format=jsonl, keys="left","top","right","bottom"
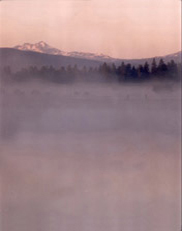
{"left": 1, "top": 58, "right": 181, "bottom": 84}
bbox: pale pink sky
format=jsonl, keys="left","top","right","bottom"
{"left": 0, "top": 0, "right": 181, "bottom": 59}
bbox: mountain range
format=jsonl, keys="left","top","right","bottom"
{"left": 0, "top": 41, "right": 181, "bottom": 71}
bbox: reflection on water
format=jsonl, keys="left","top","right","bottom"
{"left": 0, "top": 83, "right": 181, "bottom": 231}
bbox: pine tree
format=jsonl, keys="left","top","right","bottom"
{"left": 131, "top": 66, "right": 138, "bottom": 79}
{"left": 143, "top": 62, "right": 150, "bottom": 78}
{"left": 137, "top": 64, "right": 144, "bottom": 79}
{"left": 158, "top": 59, "right": 168, "bottom": 77}
{"left": 151, "top": 58, "right": 157, "bottom": 76}
{"left": 125, "top": 63, "right": 132, "bottom": 80}
{"left": 167, "top": 60, "right": 178, "bottom": 78}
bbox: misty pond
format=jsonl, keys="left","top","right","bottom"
{"left": 0, "top": 82, "right": 181, "bottom": 231}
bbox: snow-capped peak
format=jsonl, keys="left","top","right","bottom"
{"left": 14, "top": 41, "right": 65, "bottom": 56}
{"left": 13, "top": 41, "right": 115, "bottom": 62}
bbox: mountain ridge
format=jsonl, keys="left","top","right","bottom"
{"left": 13, "top": 41, "right": 181, "bottom": 63}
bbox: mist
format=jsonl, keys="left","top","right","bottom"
{"left": 0, "top": 81, "right": 181, "bottom": 231}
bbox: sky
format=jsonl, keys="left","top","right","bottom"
{"left": 0, "top": 0, "right": 181, "bottom": 59}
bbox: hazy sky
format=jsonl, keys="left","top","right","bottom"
{"left": 0, "top": 0, "right": 181, "bottom": 58}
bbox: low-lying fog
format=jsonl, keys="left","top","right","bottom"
{"left": 0, "top": 82, "right": 181, "bottom": 231}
